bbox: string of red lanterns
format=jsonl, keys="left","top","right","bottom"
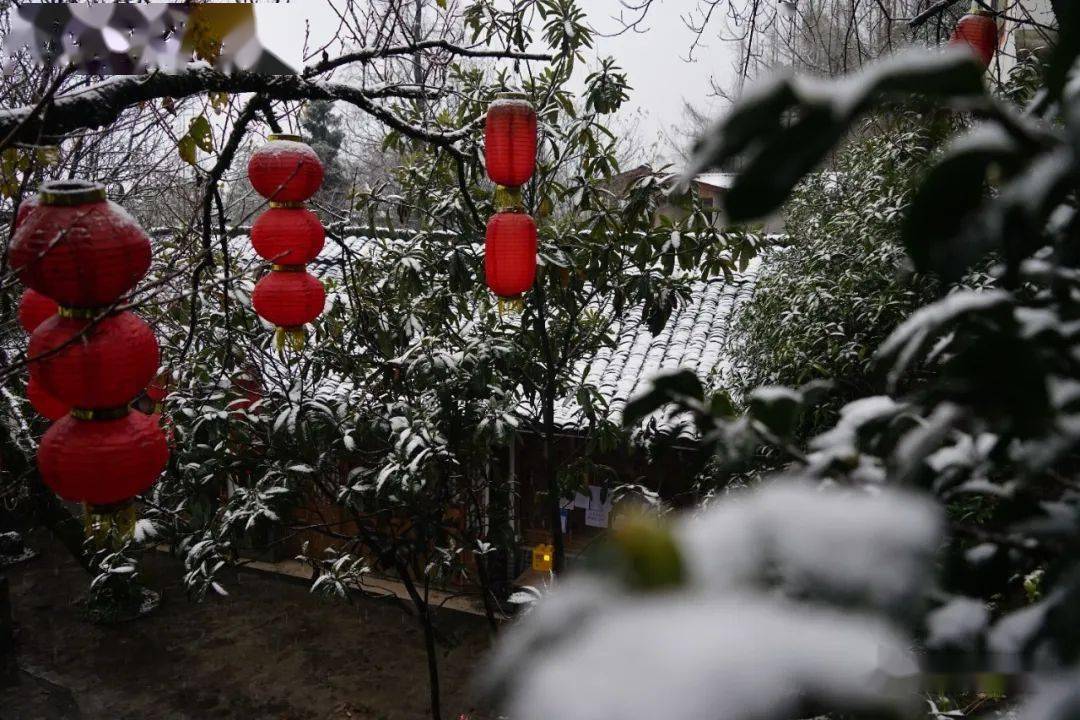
{"left": 10, "top": 180, "right": 169, "bottom": 542}
{"left": 483, "top": 93, "right": 538, "bottom": 304}
{"left": 246, "top": 134, "right": 327, "bottom": 350}
{"left": 949, "top": 1, "right": 999, "bottom": 70}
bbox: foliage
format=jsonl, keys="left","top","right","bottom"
{"left": 485, "top": 25, "right": 1080, "bottom": 720}
{"left": 731, "top": 112, "right": 944, "bottom": 433}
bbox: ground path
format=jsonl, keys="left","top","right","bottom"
{"left": 1, "top": 531, "right": 490, "bottom": 719}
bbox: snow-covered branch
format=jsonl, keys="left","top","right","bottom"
{"left": 0, "top": 67, "right": 462, "bottom": 147}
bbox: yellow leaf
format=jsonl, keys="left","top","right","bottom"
{"left": 178, "top": 135, "right": 198, "bottom": 166}
{"left": 188, "top": 114, "right": 214, "bottom": 152}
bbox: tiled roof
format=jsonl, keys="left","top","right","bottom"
{"left": 552, "top": 255, "right": 765, "bottom": 439}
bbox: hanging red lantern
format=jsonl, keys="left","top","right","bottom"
{"left": 146, "top": 375, "right": 169, "bottom": 404}
{"left": 17, "top": 288, "right": 58, "bottom": 334}
{"left": 15, "top": 193, "right": 40, "bottom": 228}
{"left": 485, "top": 93, "right": 537, "bottom": 188}
{"left": 27, "top": 373, "right": 69, "bottom": 421}
{"left": 251, "top": 206, "right": 325, "bottom": 264}
{"left": 247, "top": 134, "right": 324, "bottom": 203}
{"left": 29, "top": 311, "right": 159, "bottom": 410}
{"left": 950, "top": 6, "right": 998, "bottom": 69}
{"left": 485, "top": 211, "right": 537, "bottom": 299}
{"left": 38, "top": 411, "right": 169, "bottom": 505}
{"left": 252, "top": 268, "right": 325, "bottom": 328}
{"left": 9, "top": 182, "right": 151, "bottom": 309}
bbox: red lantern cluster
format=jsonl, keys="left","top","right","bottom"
{"left": 246, "top": 134, "right": 327, "bottom": 348}
{"left": 10, "top": 180, "right": 168, "bottom": 508}
{"left": 949, "top": 4, "right": 998, "bottom": 70}
{"left": 483, "top": 93, "right": 538, "bottom": 300}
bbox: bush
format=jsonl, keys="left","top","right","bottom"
{"left": 731, "top": 113, "right": 946, "bottom": 432}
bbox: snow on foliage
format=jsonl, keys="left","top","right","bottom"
{"left": 479, "top": 481, "right": 940, "bottom": 720}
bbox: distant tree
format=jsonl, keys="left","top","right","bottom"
{"left": 300, "top": 100, "right": 350, "bottom": 208}
{"left": 731, "top": 111, "right": 947, "bottom": 433}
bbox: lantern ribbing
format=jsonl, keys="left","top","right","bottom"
{"left": 247, "top": 134, "right": 327, "bottom": 348}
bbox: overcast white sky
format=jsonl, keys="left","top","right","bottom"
{"left": 254, "top": 1, "right": 737, "bottom": 165}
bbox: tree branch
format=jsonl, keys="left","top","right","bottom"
{"left": 304, "top": 39, "right": 554, "bottom": 77}
{"left": 0, "top": 68, "right": 458, "bottom": 147}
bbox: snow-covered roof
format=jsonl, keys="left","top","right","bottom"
{"left": 550, "top": 255, "right": 764, "bottom": 440}
{"left": 693, "top": 172, "right": 738, "bottom": 190}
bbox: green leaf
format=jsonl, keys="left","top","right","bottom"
{"left": 178, "top": 134, "right": 198, "bottom": 166}
{"left": 748, "top": 386, "right": 803, "bottom": 439}
{"left": 188, "top": 114, "right": 214, "bottom": 152}
{"left": 622, "top": 370, "right": 704, "bottom": 428}
{"left": 903, "top": 126, "right": 1024, "bottom": 280}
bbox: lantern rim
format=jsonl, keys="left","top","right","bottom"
{"left": 38, "top": 180, "right": 106, "bottom": 206}
{"left": 268, "top": 133, "right": 303, "bottom": 142}
{"left": 70, "top": 406, "right": 131, "bottom": 421}
{"left": 495, "top": 91, "right": 530, "bottom": 102}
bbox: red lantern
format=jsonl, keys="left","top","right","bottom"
{"left": 38, "top": 411, "right": 168, "bottom": 505}
{"left": 27, "top": 373, "right": 69, "bottom": 421}
{"left": 247, "top": 134, "right": 324, "bottom": 203}
{"left": 15, "top": 193, "right": 39, "bottom": 228}
{"left": 485, "top": 93, "right": 537, "bottom": 188}
{"left": 251, "top": 207, "right": 325, "bottom": 264}
{"left": 146, "top": 377, "right": 169, "bottom": 404}
{"left": 252, "top": 269, "right": 326, "bottom": 329}
{"left": 485, "top": 211, "right": 537, "bottom": 298}
{"left": 230, "top": 372, "right": 264, "bottom": 416}
{"left": 29, "top": 311, "right": 159, "bottom": 410}
{"left": 9, "top": 182, "right": 151, "bottom": 308}
{"left": 950, "top": 8, "right": 998, "bottom": 69}
{"left": 17, "top": 288, "right": 58, "bottom": 334}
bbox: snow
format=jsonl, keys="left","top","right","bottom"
{"left": 694, "top": 172, "right": 736, "bottom": 189}
{"left": 479, "top": 480, "right": 938, "bottom": 720}
{"left": 490, "top": 595, "right": 916, "bottom": 720}
{"left": 926, "top": 597, "right": 989, "bottom": 650}
{"left": 676, "top": 481, "right": 941, "bottom": 615}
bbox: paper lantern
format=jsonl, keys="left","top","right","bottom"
{"left": 29, "top": 311, "right": 159, "bottom": 410}
{"left": 9, "top": 181, "right": 151, "bottom": 308}
{"left": 27, "top": 373, "right": 69, "bottom": 421}
{"left": 485, "top": 211, "right": 537, "bottom": 298}
{"left": 252, "top": 269, "right": 326, "bottom": 329}
{"left": 17, "top": 289, "right": 58, "bottom": 334}
{"left": 485, "top": 93, "right": 537, "bottom": 188}
{"left": 146, "top": 375, "right": 169, "bottom": 404}
{"left": 950, "top": 8, "right": 998, "bottom": 69}
{"left": 251, "top": 206, "right": 325, "bottom": 264}
{"left": 247, "top": 134, "right": 324, "bottom": 202}
{"left": 15, "top": 193, "right": 39, "bottom": 228}
{"left": 38, "top": 411, "right": 168, "bottom": 505}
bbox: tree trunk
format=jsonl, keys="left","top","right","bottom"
{"left": 419, "top": 604, "right": 442, "bottom": 720}
{"left": 0, "top": 572, "right": 15, "bottom": 686}
{"left": 542, "top": 385, "right": 566, "bottom": 575}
